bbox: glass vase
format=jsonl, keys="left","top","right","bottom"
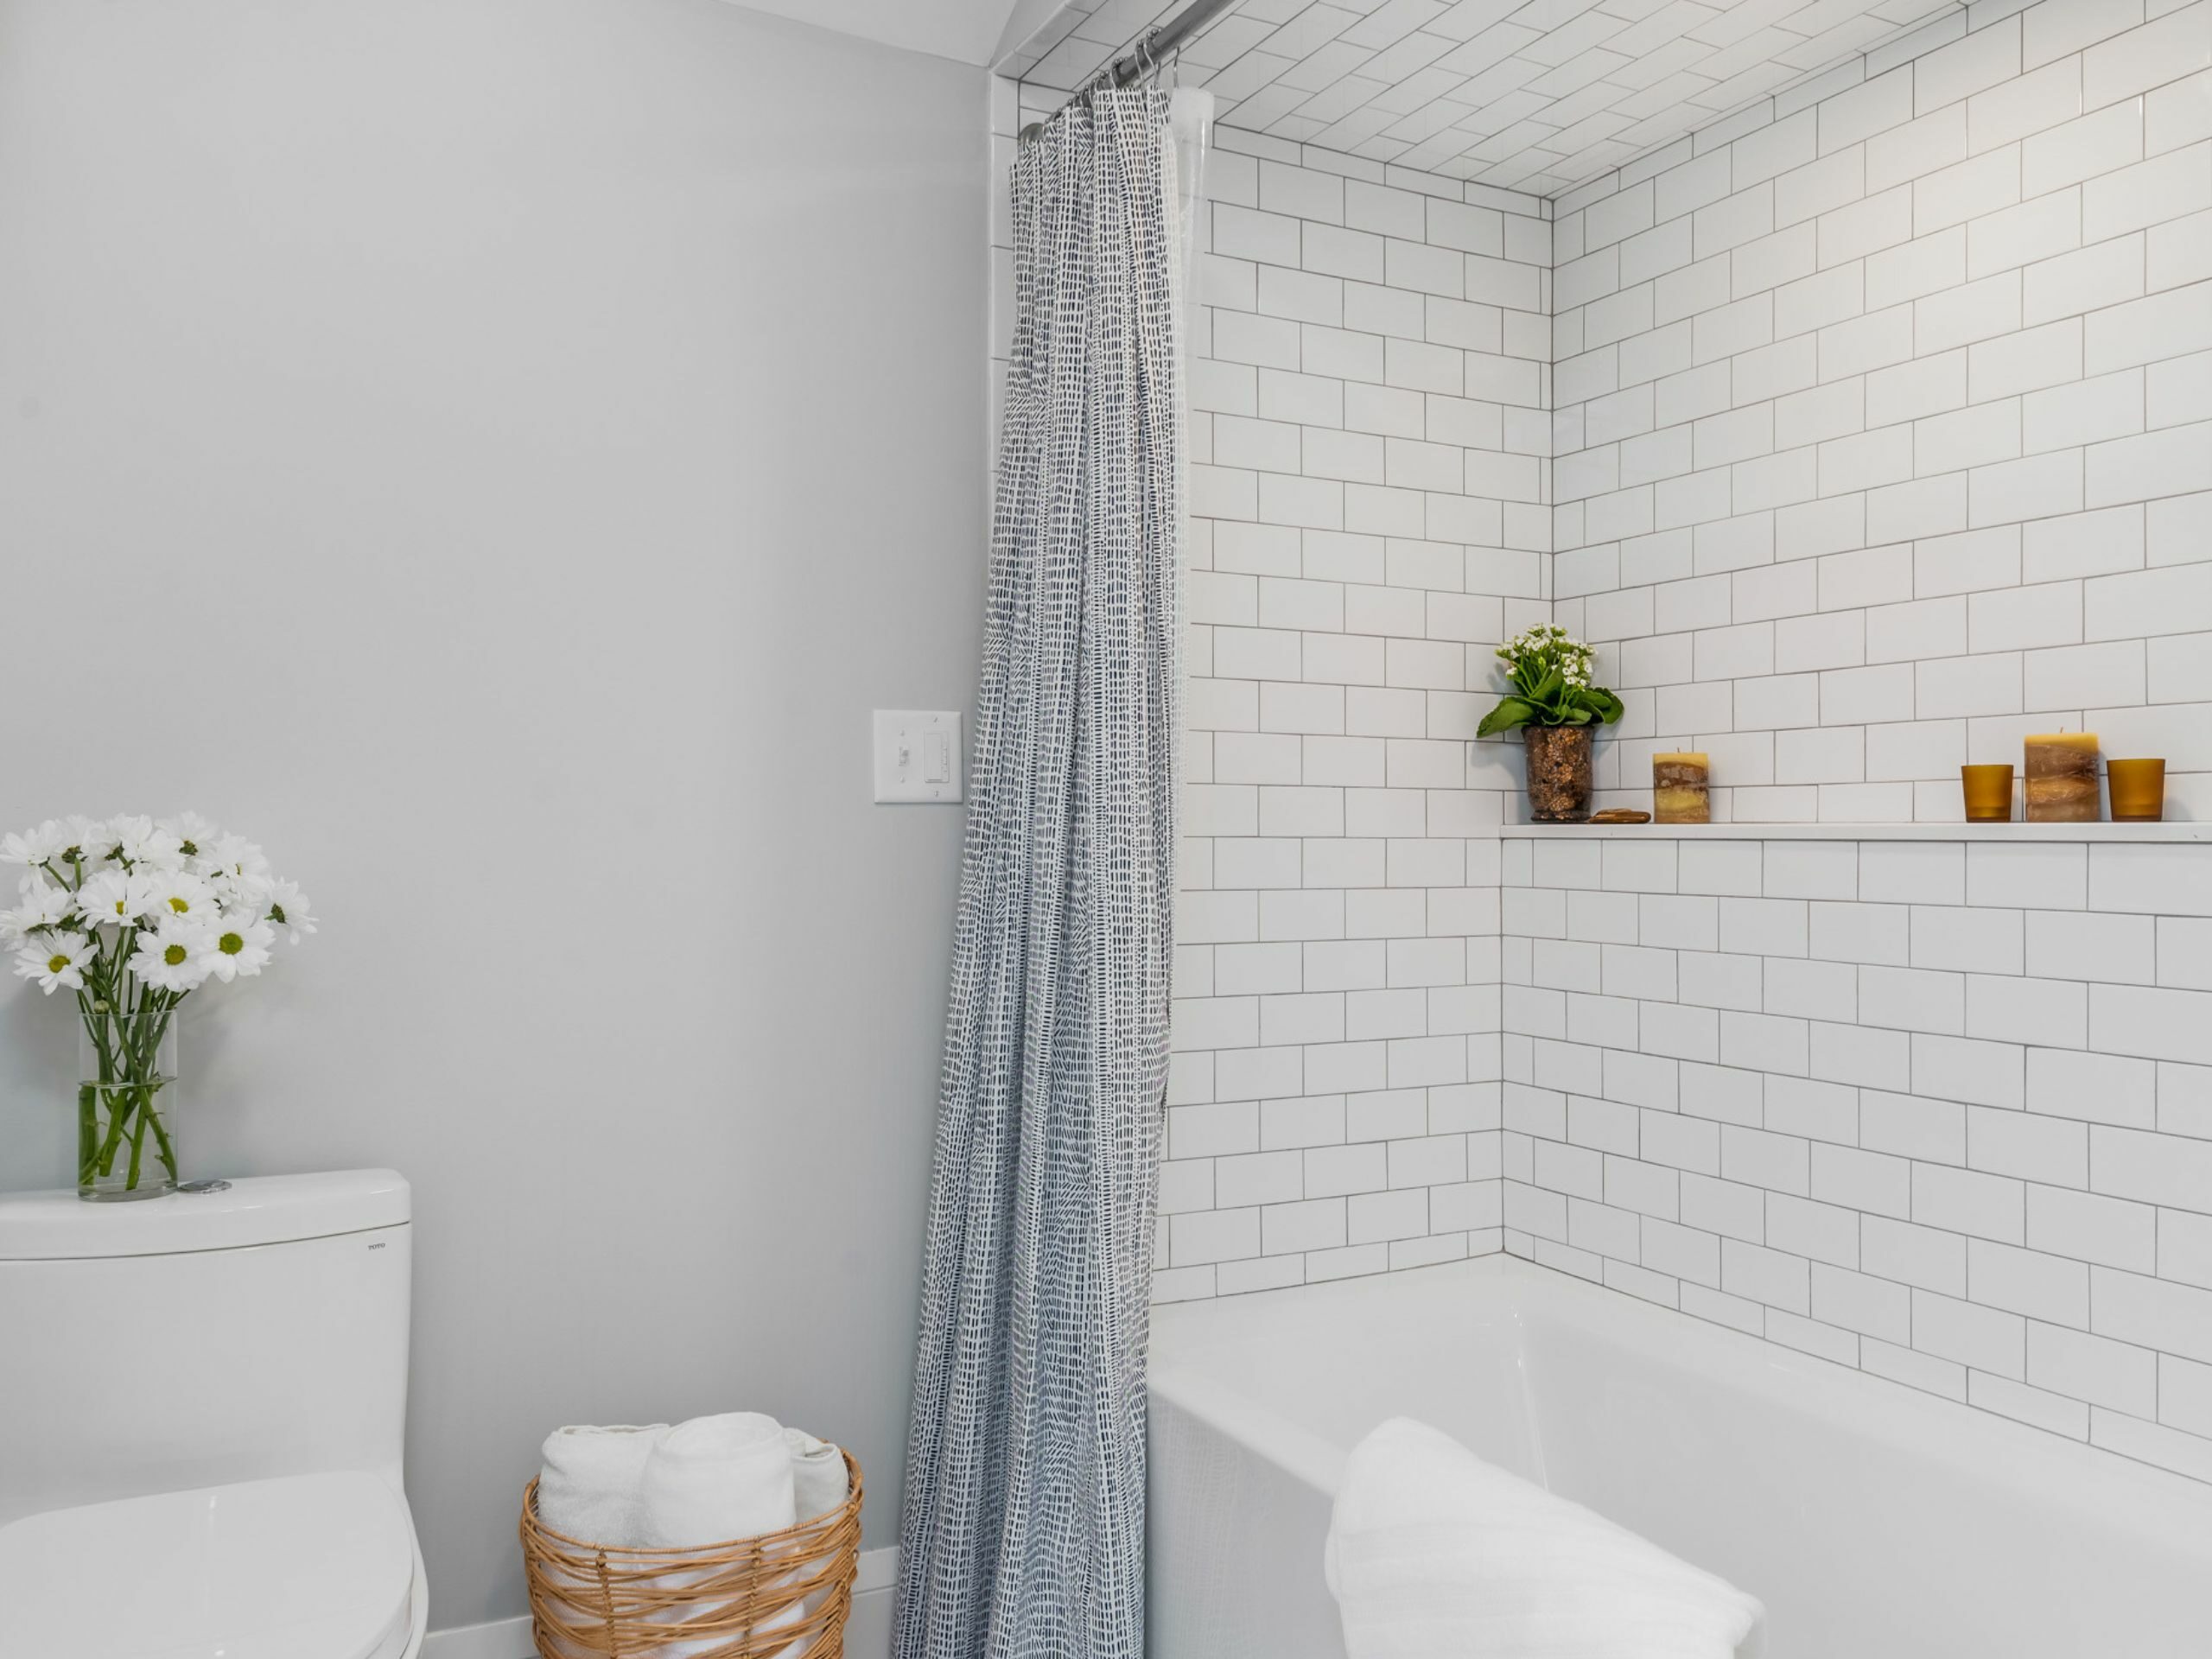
{"left": 1523, "top": 725, "right": 1594, "bottom": 823}
{"left": 78, "top": 1007, "right": 180, "bottom": 1201}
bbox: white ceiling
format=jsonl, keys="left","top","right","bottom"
{"left": 1007, "top": 0, "right": 1961, "bottom": 197}
{"left": 731, "top": 0, "right": 1027, "bottom": 66}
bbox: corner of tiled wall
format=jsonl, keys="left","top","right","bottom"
{"left": 1140, "top": 122, "right": 1571, "bottom": 1304}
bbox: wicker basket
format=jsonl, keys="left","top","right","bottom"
{"left": 520, "top": 1451, "right": 863, "bottom": 1659}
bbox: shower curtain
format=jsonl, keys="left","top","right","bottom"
{"left": 895, "top": 84, "right": 1188, "bottom": 1659}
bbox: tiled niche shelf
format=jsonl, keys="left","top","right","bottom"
{"left": 1500, "top": 823, "right": 2212, "bottom": 842}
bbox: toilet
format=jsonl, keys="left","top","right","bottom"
{"left": 0, "top": 1169, "right": 426, "bottom": 1658}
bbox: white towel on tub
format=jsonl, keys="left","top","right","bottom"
{"left": 1325, "top": 1417, "right": 1765, "bottom": 1659}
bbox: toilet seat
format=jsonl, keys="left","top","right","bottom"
{"left": 0, "top": 1469, "right": 417, "bottom": 1659}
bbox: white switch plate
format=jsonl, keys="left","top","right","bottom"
{"left": 873, "top": 710, "right": 963, "bottom": 804}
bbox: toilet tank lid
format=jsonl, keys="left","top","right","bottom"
{"left": 0, "top": 1169, "right": 410, "bottom": 1260}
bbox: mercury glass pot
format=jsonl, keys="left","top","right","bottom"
{"left": 1523, "top": 726, "right": 1594, "bottom": 823}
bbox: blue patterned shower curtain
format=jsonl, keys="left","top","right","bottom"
{"left": 896, "top": 85, "right": 1183, "bottom": 1659}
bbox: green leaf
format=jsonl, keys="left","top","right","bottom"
{"left": 1477, "top": 697, "right": 1537, "bottom": 738}
{"left": 1587, "top": 688, "right": 1625, "bottom": 723}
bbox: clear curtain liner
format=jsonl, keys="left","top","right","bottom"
{"left": 1168, "top": 87, "right": 1213, "bottom": 313}
{"left": 1166, "top": 84, "right": 1211, "bottom": 849}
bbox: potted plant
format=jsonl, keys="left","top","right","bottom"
{"left": 1477, "top": 625, "right": 1624, "bottom": 822}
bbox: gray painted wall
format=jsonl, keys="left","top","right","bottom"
{"left": 0, "top": 0, "right": 987, "bottom": 1630}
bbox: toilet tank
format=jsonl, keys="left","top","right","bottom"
{"left": 0, "top": 1169, "right": 410, "bottom": 1529}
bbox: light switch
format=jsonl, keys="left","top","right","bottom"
{"left": 874, "top": 710, "right": 963, "bottom": 804}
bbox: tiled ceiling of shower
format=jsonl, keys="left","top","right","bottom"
{"left": 1005, "top": 0, "right": 1963, "bottom": 196}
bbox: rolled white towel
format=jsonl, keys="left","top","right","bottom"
{"left": 639, "top": 1411, "right": 798, "bottom": 1548}
{"left": 783, "top": 1427, "right": 850, "bottom": 1522}
{"left": 1325, "top": 1417, "right": 1765, "bottom": 1659}
{"left": 757, "top": 1429, "right": 854, "bottom": 1659}
{"left": 637, "top": 1414, "right": 801, "bottom": 1659}
{"left": 537, "top": 1424, "right": 668, "bottom": 1548}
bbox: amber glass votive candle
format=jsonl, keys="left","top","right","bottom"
{"left": 1654, "top": 752, "right": 1710, "bottom": 824}
{"left": 2024, "top": 732, "right": 2100, "bottom": 823}
{"left": 1961, "top": 764, "right": 2014, "bottom": 823}
{"left": 2107, "top": 758, "right": 2166, "bottom": 822}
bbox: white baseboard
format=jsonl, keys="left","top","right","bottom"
{"left": 420, "top": 1616, "right": 534, "bottom": 1659}
{"left": 423, "top": 1548, "right": 897, "bottom": 1659}
{"left": 845, "top": 1573, "right": 894, "bottom": 1658}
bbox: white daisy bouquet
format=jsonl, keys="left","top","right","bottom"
{"left": 1, "top": 814, "right": 314, "bottom": 1198}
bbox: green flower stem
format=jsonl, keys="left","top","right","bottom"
{"left": 71, "top": 938, "right": 181, "bottom": 1192}
{"left": 141, "top": 1086, "right": 178, "bottom": 1182}
{"left": 77, "top": 1087, "right": 105, "bottom": 1188}
{"left": 87, "top": 1088, "right": 136, "bottom": 1179}
{"left": 126, "top": 1104, "right": 147, "bottom": 1188}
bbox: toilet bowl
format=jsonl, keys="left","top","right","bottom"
{"left": 0, "top": 1171, "right": 424, "bottom": 1659}
{"left": 0, "top": 1471, "right": 427, "bottom": 1659}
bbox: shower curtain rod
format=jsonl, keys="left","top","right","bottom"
{"left": 1019, "top": 0, "right": 1239, "bottom": 140}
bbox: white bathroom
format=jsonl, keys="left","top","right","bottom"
{"left": 0, "top": 0, "right": 2207, "bottom": 1655}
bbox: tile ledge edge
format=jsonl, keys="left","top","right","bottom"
{"left": 1495, "top": 823, "right": 2212, "bottom": 842}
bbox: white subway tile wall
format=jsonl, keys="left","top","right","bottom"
{"left": 994, "top": 0, "right": 2212, "bottom": 1484}
{"left": 1500, "top": 833, "right": 2212, "bottom": 1484}
{"left": 1546, "top": 0, "right": 2212, "bottom": 825}
{"left": 1154, "top": 119, "right": 1555, "bottom": 1306}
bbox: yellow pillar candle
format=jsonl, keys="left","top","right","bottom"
{"left": 2024, "top": 731, "right": 2099, "bottom": 823}
{"left": 1654, "top": 752, "right": 1710, "bottom": 824}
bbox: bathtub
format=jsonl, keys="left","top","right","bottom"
{"left": 1147, "top": 1255, "right": 2212, "bottom": 1658}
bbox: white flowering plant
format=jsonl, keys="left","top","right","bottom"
{"left": 2, "top": 814, "right": 314, "bottom": 1195}
{"left": 1476, "top": 623, "right": 1625, "bottom": 737}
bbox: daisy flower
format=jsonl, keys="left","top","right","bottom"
{"left": 14, "top": 933, "right": 94, "bottom": 995}
{"left": 157, "top": 811, "right": 222, "bottom": 859}
{"left": 201, "top": 834, "right": 271, "bottom": 885}
{"left": 99, "top": 815, "right": 184, "bottom": 869}
{"left": 51, "top": 817, "right": 103, "bottom": 864}
{"left": 0, "top": 878, "right": 77, "bottom": 941}
{"left": 130, "top": 919, "right": 213, "bottom": 993}
{"left": 83, "top": 817, "right": 132, "bottom": 863}
{"left": 0, "top": 821, "right": 70, "bottom": 868}
{"left": 141, "top": 868, "right": 218, "bottom": 925}
{"left": 266, "top": 879, "right": 317, "bottom": 944}
{"left": 76, "top": 868, "right": 161, "bottom": 929}
{"left": 195, "top": 913, "right": 275, "bottom": 982}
